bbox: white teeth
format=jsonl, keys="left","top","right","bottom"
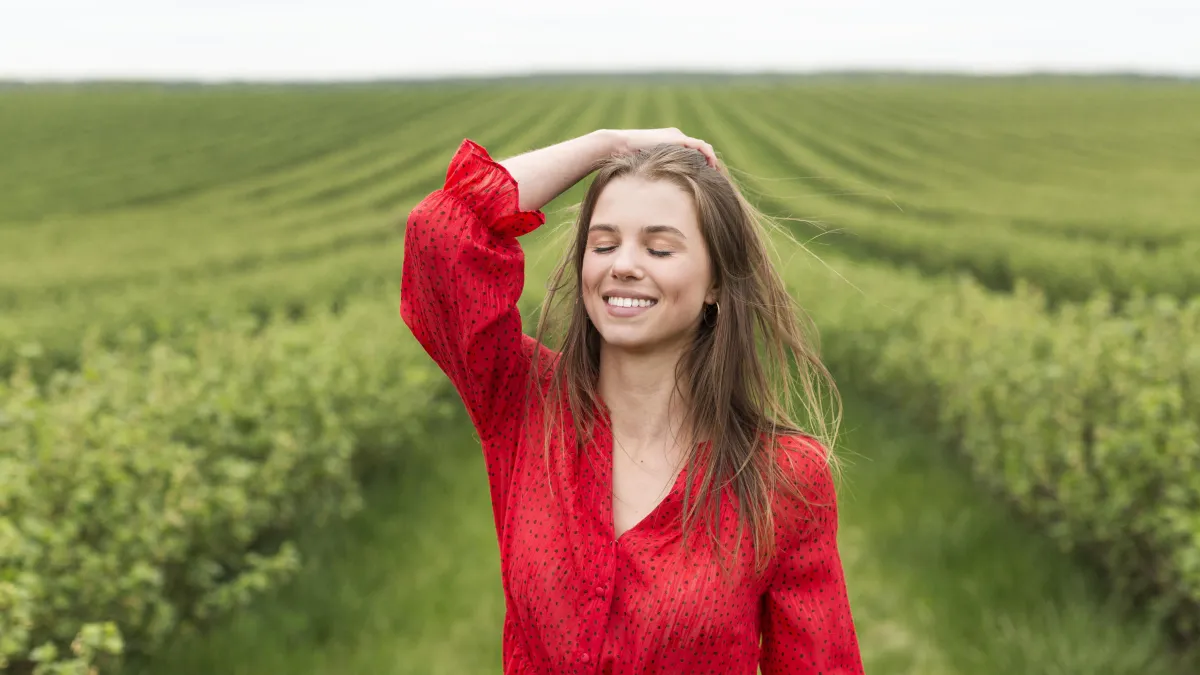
{"left": 606, "top": 296, "right": 656, "bottom": 308}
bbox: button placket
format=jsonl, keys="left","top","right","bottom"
{"left": 577, "top": 547, "right": 612, "bottom": 673}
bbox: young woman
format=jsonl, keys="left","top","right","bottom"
{"left": 400, "top": 128, "right": 862, "bottom": 674}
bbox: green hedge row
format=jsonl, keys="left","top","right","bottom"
{"left": 781, "top": 247, "right": 1200, "bottom": 640}
{"left": 0, "top": 297, "right": 455, "bottom": 674}
{"left": 0, "top": 251, "right": 403, "bottom": 384}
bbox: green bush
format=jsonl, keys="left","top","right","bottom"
{"left": 0, "top": 298, "right": 454, "bottom": 674}
{"left": 783, "top": 251, "right": 1200, "bottom": 641}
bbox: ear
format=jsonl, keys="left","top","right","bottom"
{"left": 705, "top": 286, "right": 719, "bottom": 305}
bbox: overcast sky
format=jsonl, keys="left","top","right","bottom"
{"left": 2, "top": 0, "right": 1196, "bottom": 81}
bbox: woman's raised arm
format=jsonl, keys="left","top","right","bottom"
{"left": 500, "top": 128, "right": 717, "bottom": 212}
{"left": 399, "top": 134, "right": 620, "bottom": 507}
{"left": 400, "top": 140, "right": 546, "bottom": 447}
{"left": 499, "top": 130, "right": 621, "bottom": 212}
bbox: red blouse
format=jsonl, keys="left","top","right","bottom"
{"left": 400, "top": 139, "right": 863, "bottom": 675}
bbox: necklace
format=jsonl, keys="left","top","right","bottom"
{"left": 611, "top": 433, "right": 687, "bottom": 506}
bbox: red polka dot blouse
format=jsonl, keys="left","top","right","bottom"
{"left": 400, "top": 139, "right": 864, "bottom": 674}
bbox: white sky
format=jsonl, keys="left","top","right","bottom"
{"left": 1, "top": 0, "right": 1197, "bottom": 81}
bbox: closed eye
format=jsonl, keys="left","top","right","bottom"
{"left": 590, "top": 245, "right": 673, "bottom": 257}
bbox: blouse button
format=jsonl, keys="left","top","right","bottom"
{"left": 581, "top": 652, "right": 591, "bottom": 663}
{"left": 595, "top": 584, "right": 607, "bottom": 596}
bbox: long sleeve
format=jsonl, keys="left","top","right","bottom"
{"left": 400, "top": 139, "right": 548, "bottom": 464}
{"left": 760, "top": 437, "right": 864, "bottom": 675}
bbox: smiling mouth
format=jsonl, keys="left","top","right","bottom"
{"left": 603, "top": 296, "right": 658, "bottom": 308}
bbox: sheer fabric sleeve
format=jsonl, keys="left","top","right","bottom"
{"left": 400, "top": 139, "right": 547, "bottom": 450}
{"left": 759, "top": 436, "right": 864, "bottom": 675}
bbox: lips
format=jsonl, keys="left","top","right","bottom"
{"left": 602, "top": 294, "right": 657, "bottom": 318}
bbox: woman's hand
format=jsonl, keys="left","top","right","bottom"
{"left": 604, "top": 128, "right": 719, "bottom": 168}
{"left": 497, "top": 129, "right": 719, "bottom": 213}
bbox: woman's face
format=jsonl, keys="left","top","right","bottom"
{"left": 581, "top": 176, "right": 716, "bottom": 354}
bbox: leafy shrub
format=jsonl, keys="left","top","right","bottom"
{"left": 786, "top": 254, "right": 1200, "bottom": 641}
{"left": 0, "top": 298, "right": 454, "bottom": 673}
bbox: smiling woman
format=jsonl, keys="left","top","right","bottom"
{"left": 584, "top": 176, "right": 715, "bottom": 353}
{"left": 399, "top": 129, "right": 861, "bottom": 674}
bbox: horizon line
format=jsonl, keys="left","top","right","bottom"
{"left": 2, "top": 66, "right": 1198, "bottom": 86}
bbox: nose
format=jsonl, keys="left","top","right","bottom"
{"left": 609, "top": 244, "right": 644, "bottom": 280}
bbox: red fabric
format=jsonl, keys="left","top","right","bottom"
{"left": 400, "top": 139, "right": 864, "bottom": 675}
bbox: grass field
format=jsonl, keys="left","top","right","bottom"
{"left": 2, "top": 76, "right": 1198, "bottom": 674}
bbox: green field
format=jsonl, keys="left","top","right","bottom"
{"left": 1, "top": 76, "right": 1198, "bottom": 674}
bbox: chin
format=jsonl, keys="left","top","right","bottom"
{"left": 593, "top": 325, "right": 649, "bottom": 349}
{"left": 598, "top": 325, "right": 693, "bottom": 355}
{"left": 596, "top": 327, "right": 645, "bottom": 347}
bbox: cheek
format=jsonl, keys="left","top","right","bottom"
{"left": 580, "top": 256, "right": 601, "bottom": 291}
{"left": 660, "top": 261, "right": 710, "bottom": 301}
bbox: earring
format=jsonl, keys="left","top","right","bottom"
{"left": 703, "top": 301, "right": 719, "bottom": 328}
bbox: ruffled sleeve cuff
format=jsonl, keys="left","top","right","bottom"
{"left": 443, "top": 139, "right": 546, "bottom": 239}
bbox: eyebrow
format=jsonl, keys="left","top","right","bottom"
{"left": 588, "top": 224, "right": 687, "bottom": 238}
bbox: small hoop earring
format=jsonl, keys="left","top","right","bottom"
{"left": 703, "top": 301, "right": 719, "bottom": 328}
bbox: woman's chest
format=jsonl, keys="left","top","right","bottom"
{"left": 496, "top": 443, "right": 767, "bottom": 662}
{"left": 611, "top": 443, "right": 686, "bottom": 540}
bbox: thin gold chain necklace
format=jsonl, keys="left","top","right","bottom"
{"left": 611, "top": 433, "right": 686, "bottom": 505}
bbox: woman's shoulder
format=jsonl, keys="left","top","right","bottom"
{"left": 765, "top": 431, "right": 839, "bottom": 536}
{"left": 771, "top": 432, "right": 833, "bottom": 486}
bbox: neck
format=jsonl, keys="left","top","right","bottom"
{"left": 597, "top": 343, "right": 693, "bottom": 460}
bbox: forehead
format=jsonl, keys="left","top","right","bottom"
{"left": 590, "top": 176, "right": 699, "bottom": 234}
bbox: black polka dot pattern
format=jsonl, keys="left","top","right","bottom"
{"left": 400, "top": 139, "right": 864, "bottom": 674}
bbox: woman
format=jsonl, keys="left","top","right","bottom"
{"left": 400, "top": 128, "right": 862, "bottom": 674}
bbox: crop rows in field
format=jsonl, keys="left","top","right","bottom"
{"left": 728, "top": 92, "right": 1195, "bottom": 247}
{"left": 0, "top": 87, "right": 638, "bottom": 380}
{"left": 666, "top": 87, "right": 1200, "bottom": 303}
{"left": 740, "top": 85, "right": 1200, "bottom": 244}
{"left": 4, "top": 83, "right": 1200, "bottom": 381}
{"left": 0, "top": 89, "right": 524, "bottom": 298}
{"left": 6, "top": 83, "right": 1198, "bottom": 312}
{"left": 0, "top": 86, "right": 485, "bottom": 224}
{"left": 0, "top": 89, "right": 632, "bottom": 309}
{"left": 809, "top": 88, "right": 1198, "bottom": 245}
